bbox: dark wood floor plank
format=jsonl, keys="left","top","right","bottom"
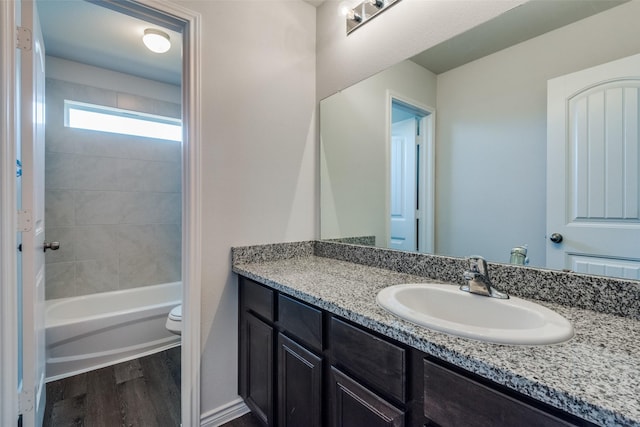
{"left": 49, "top": 395, "right": 86, "bottom": 427}
{"left": 139, "top": 351, "right": 181, "bottom": 426}
{"left": 44, "top": 348, "right": 182, "bottom": 427}
{"left": 114, "top": 358, "right": 143, "bottom": 384}
{"left": 163, "top": 346, "right": 182, "bottom": 389}
{"left": 45, "top": 380, "right": 65, "bottom": 404}
{"left": 44, "top": 381, "right": 65, "bottom": 425}
{"left": 221, "top": 412, "right": 264, "bottom": 427}
{"left": 44, "top": 373, "right": 88, "bottom": 427}
{"left": 117, "top": 377, "right": 158, "bottom": 427}
{"left": 59, "top": 372, "right": 88, "bottom": 398}
{"left": 85, "top": 365, "right": 123, "bottom": 427}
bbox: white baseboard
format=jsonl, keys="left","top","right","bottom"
{"left": 200, "top": 397, "right": 250, "bottom": 427}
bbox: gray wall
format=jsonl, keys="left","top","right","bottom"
{"left": 44, "top": 58, "right": 182, "bottom": 300}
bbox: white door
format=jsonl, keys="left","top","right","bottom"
{"left": 389, "top": 119, "right": 417, "bottom": 251}
{"left": 547, "top": 53, "right": 640, "bottom": 279}
{"left": 19, "top": 1, "right": 47, "bottom": 425}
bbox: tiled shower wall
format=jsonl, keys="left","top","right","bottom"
{"left": 44, "top": 75, "right": 182, "bottom": 300}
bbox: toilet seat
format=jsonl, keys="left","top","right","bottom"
{"left": 169, "top": 304, "right": 182, "bottom": 321}
{"left": 165, "top": 304, "right": 182, "bottom": 335}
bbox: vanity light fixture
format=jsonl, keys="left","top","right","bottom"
{"left": 142, "top": 28, "right": 171, "bottom": 53}
{"left": 344, "top": 0, "right": 401, "bottom": 34}
{"left": 347, "top": 9, "right": 362, "bottom": 23}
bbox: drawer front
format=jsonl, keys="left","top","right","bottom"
{"left": 241, "top": 277, "right": 274, "bottom": 322}
{"left": 278, "top": 294, "right": 323, "bottom": 352}
{"left": 423, "top": 360, "right": 576, "bottom": 427}
{"left": 330, "top": 317, "right": 406, "bottom": 403}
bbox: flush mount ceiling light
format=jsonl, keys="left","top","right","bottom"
{"left": 143, "top": 28, "right": 171, "bottom": 53}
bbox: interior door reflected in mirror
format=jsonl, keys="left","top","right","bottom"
{"left": 319, "top": 0, "right": 640, "bottom": 281}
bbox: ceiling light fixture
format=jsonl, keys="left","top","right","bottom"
{"left": 143, "top": 28, "right": 171, "bottom": 53}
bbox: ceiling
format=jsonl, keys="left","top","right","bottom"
{"left": 37, "top": 0, "right": 182, "bottom": 86}
{"left": 412, "top": 0, "right": 629, "bottom": 74}
{"left": 38, "top": 0, "right": 622, "bottom": 87}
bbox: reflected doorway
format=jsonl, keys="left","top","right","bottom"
{"left": 388, "top": 96, "right": 434, "bottom": 253}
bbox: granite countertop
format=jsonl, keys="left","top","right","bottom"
{"left": 233, "top": 255, "right": 640, "bottom": 427}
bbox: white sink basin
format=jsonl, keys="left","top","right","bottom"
{"left": 376, "top": 283, "right": 574, "bottom": 345}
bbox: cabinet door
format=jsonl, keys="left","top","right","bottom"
{"left": 241, "top": 313, "right": 274, "bottom": 426}
{"left": 330, "top": 367, "right": 404, "bottom": 427}
{"left": 277, "top": 334, "right": 322, "bottom": 427}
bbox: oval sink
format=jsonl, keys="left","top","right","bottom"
{"left": 377, "top": 283, "right": 574, "bottom": 345}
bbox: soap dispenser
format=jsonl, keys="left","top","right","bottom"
{"left": 510, "top": 245, "right": 529, "bottom": 265}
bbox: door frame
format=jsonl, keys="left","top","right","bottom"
{"left": 385, "top": 90, "right": 435, "bottom": 253}
{"left": 0, "top": 1, "right": 202, "bottom": 425}
{"left": 1, "top": 1, "right": 20, "bottom": 426}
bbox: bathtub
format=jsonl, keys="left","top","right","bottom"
{"left": 45, "top": 281, "right": 182, "bottom": 382}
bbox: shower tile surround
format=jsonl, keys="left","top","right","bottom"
{"left": 45, "top": 78, "right": 181, "bottom": 299}
{"left": 232, "top": 241, "right": 640, "bottom": 427}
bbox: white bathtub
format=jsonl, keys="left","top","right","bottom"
{"left": 45, "top": 281, "right": 182, "bottom": 382}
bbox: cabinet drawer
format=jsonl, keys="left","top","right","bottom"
{"left": 241, "top": 277, "right": 274, "bottom": 322}
{"left": 330, "top": 317, "right": 406, "bottom": 403}
{"left": 278, "top": 294, "right": 323, "bottom": 352}
{"left": 423, "top": 359, "right": 576, "bottom": 427}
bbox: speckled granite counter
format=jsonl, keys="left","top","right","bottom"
{"left": 232, "top": 244, "right": 640, "bottom": 427}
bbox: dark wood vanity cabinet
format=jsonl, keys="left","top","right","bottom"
{"left": 239, "top": 278, "right": 276, "bottom": 426}
{"left": 239, "top": 277, "right": 325, "bottom": 427}
{"left": 239, "top": 276, "right": 406, "bottom": 427}
{"left": 238, "top": 276, "right": 592, "bottom": 427}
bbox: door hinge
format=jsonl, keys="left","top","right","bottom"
{"left": 16, "top": 26, "right": 32, "bottom": 51}
{"left": 18, "top": 390, "right": 33, "bottom": 413}
{"left": 17, "top": 210, "right": 32, "bottom": 232}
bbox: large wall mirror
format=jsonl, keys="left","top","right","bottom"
{"left": 320, "top": 0, "right": 640, "bottom": 280}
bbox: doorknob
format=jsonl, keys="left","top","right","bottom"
{"left": 549, "top": 233, "right": 563, "bottom": 243}
{"left": 43, "top": 241, "right": 60, "bottom": 252}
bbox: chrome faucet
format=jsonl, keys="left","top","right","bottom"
{"left": 461, "top": 256, "right": 509, "bottom": 299}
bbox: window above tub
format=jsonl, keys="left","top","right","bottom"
{"left": 64, "top": 100, "right": 182, "bottom": 142}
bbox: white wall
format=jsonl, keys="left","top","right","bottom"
{"left": 436, "top": 0, "right": 640, "bottom": 265}
{"left": 321, "top": 60, "right": 436, "bottom": 244}
{"left": 316, "top": 0, "right": 528, "bottom": 100}
{"left": 174, "top": 0, "right": 316, "bottom": 419}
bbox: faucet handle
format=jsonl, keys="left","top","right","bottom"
{"left": 466, "top": 255, "right": 488, "bottom": 276}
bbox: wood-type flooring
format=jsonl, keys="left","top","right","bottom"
{"left": 43, "top": 346, "right": 181, "bottom": 427}
{"left": 220, "top": 412, "right": 264, "bottom": 427}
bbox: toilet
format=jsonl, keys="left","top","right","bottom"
{"left": 165, "top": 304, "right": 182, "bottom": 335}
